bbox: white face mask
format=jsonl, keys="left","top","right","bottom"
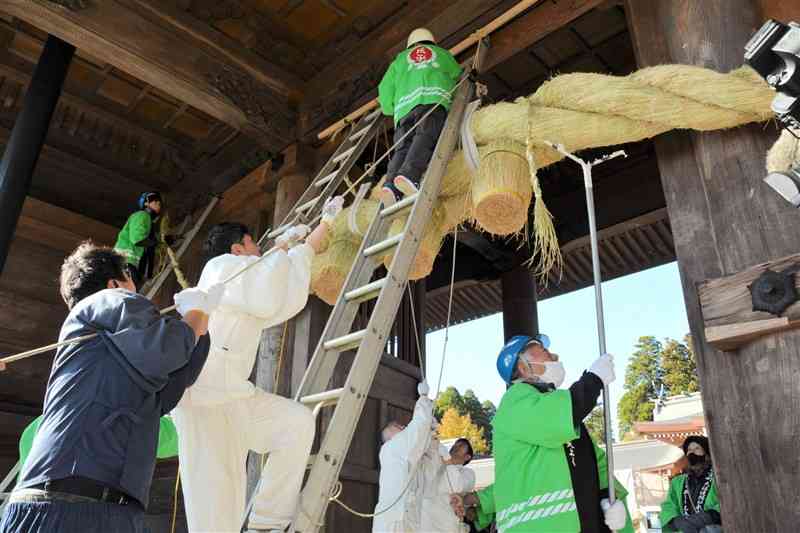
{"left": 519, "top": 356, "right": 566, "bottom": 388}
{"left": 537, "top": 361, "right": 566, "bottom": 388}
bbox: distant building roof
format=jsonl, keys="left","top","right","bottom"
{"left": 611, "top": 438, "right": 685, "bottom": 471}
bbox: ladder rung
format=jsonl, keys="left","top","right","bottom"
{"left": 365, "top": 108, "right": 382, "bottom": 122}
{"left": 364, "top": 233, "right": 403, "bottom": 258}
{"left": 349, "top": 126, "right": 370, "bottom": 142}
{"left": 333, "top": 146, "right": 357, "bottom": 164}
{"left": 381, "top": 193, "right": 418, "bottom": 218}
{"left": 296, "top": 196, "right": 321, "bottom": 214}
{"left": 267, "top": 223, "right": 292, "bottom": 239}
{"left": 345, "top": 277, "right": 387, "bottom": 302}
{"left": 323, "top": 329, "right": 366, "bottom": 352}
{"left": 300, "top": 387, "right": 345, "bottom": 405}
{"left": 316, "top": 170, "right": 338, "bottom": 187}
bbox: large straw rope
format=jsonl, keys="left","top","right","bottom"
{"left": 310, "top": 64, "right": 774, "bottom": 300}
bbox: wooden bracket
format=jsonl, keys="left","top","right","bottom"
{"left": 699, "top": 252, "right": 800, "bottom": 351}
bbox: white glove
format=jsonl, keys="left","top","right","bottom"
{"left": 174, "top": 283, "right": 224, "bottom": 317}
{"left": 601, "top": 498, "right": 626, "bottom": 531}
{"left": 275, "top": 224, "right": 310, "bottom": 248}
{"left": 418, "top": 380, "right": 430, "bottom": 397}
{"left": 321, "top": 196, "right": 344, "bottom": 224}
{"left": 589, "top": 353, "right": 616, "bottom": 387}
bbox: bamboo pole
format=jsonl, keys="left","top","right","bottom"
{"left": 316, "top": 0, "right": 543, "bottom": 140}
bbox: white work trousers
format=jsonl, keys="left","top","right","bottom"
{"left": 172, "top": 388, "right": 315, "bottom": 532}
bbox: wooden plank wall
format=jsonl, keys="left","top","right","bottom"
{"left": 320, "top": 354, "right": 421, "bottom": 532}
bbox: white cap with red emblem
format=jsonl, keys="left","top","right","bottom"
{"left": 407, "top": 28, "right": 436, "bottom": 48}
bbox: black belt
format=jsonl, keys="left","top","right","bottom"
{"left": 32, "top": 477, "right": 135, "bottom": 506}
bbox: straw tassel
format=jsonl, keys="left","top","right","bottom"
{"left": 526, "top": 129, "right": 562, "bottom": 285}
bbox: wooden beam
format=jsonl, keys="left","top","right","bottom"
{"left": 626, "top": 1, "right": 796, "bottom": 530}
{"left": 5, "top": 0, "right": 292, "bottom": 147}
{"left": 699, "top": 251, "right": 800, "bottom": 350}
{"left": 125, "top": 0, "right": 305, "bottom": 100}
{"left": 481, "top": 0, "right": 604, "bottom": 72}
{"left": 0, "top": 41, "right": 192, "bottom": 150}
{"left": 309, "top": 0, "right": 603, "bottom": 139}
{"left": 303, "top": 0, "right": 509, "bottom": 138}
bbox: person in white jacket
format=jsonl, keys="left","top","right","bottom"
{"left": 172, "top": 197, "right": 342, "bottom": 533}
{"left": 419, "top": 437, "right": 476, "bottom": 533}
{"left": 373, "top": 381, "right": 434, "bottom": 533}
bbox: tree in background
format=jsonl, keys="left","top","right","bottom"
{"left": 438, "top": 407, "right": 489, "bottom": 454}
{"left": 434, "top": 386, "right": 465, "bottom": 419}
{"left": 434, "top": 387, "right": 496, "bottom": 451}
{"left": 584, "top": 406, "right": 608, "bottom": 444}
{"left": 617, "top": 335, "right": 699, "bottom": 439}
{"left": 661, "top": 335, "right": 700, "bottom": 394}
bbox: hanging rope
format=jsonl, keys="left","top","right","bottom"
{"left": 170, "top": 468, "right": 181, "bottom": 533}
{"left": 165, "top": 245, "right": 190, "bottom": 290}
{"left": 436, "top": 226, "right": 460, "bottom": 398}
{"left": 406, "top": 282, "right": 425, "bottom": 382}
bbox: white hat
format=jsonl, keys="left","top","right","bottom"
{"left": 407, "top": 28, "right": 435, "bottom": 48}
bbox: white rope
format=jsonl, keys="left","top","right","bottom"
{"left": 436, "top": 226, "right": 460, "bottom": 398}
{"left": 0, "top": 244, "right": 284, "bottom": 367}
{"left": 406, "top": 282, "right": 426, "bottom": 382}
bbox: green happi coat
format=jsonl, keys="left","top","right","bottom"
{"left": 378, "top": 43, "right": 462, "bottom": 124}
{"left": 660, "top": 472, "right": 720, "bottom": 532}
{"left": 114, "top": 210, "right": 153, "bottom": 267}
{"left": 475, "top": 383, "right": 633, "bottom": 532}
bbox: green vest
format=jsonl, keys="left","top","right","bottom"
{"left": 378, "top": 43, "right": 462, "bottom": 124}
{"left": 660, "top": 472, "right": 720, "bottom": 531}
{"left": 477, "top": 383, "right": 633, "bottom": 532}
{"left": 114, "top": 210, "right": 152, "bottom": 266}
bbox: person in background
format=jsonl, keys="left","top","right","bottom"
{"left": 114, "top": 191, "right": 173, "bottom": 290}
{"left": 373, "top": 380, "right": 434, "bottom": 533}
{"left": 419, "top": 437, "right": 476, "bottom": 532}
{"left": 660, "top": 436, "right": 722, "bottom": 533}
{"left": 377, "top": 28, "right": 462, "bottom": 206}
{"left": 0, "top": 242, "right": 219, "bottom": 533}
{"left": 453, "top": 334, "right": 633, "bottom": 533}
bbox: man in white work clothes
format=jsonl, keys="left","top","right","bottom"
{"left": 373, "top": 380, "right": 435, "bottom": 532}
{"left": 420, "top": 437, "right": 476, "bottom": 532}
{"left": 172, "top": 197, "right": 343, "bottom": 533}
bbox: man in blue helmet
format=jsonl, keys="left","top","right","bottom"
{"left": 453, "top": 334, "right": 633, "bottom": 533}
{"left": 114, "top": 192, "right": 174, "bottom": 290}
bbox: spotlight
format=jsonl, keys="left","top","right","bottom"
{"left": 764, "top": 167, "right": 800, "bottom": 207}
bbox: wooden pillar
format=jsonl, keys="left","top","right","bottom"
{"left": 625, "top": 1, "right": 796, "bottom": 530}
{"left": 246, "top": 143, "right": 317, "bottom": 494}
{"left": 0, "top": 36, "right": 74, "bottom": 275}
{"left": 501, "top": 264, "right": 538, "bottom": 339}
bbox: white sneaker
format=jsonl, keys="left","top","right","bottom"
{"left": 379, "top": 185, "right": 399, "bottom": 207}
{"left": 394, "top": 175, "right": 419, "bottom": 196}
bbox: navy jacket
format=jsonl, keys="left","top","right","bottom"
{"left": 18, "top": 289, "right": 209, "bottom": 507}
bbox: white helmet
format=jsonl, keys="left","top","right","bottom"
{"left": 407, "top": 28, "right": 435, "bottom": 48}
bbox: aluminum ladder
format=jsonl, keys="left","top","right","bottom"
{"left": 290, "top": 63, "right": 481, "bottom": 532}
{"left": 260, "top": 105, "right": 385, "bottom": 249}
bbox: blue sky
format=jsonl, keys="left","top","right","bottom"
{"left": 424, "top": 262, "right": 690, "bottom": 436}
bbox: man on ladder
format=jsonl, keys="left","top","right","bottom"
{"left": 114, "top": 191, "right": 173, "bottom": 290}
{"left": 172, "top": 199, "right": 341, "bottom": 533}
{"left": 378, "top": 28, "right": 462, "bottom": 206}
